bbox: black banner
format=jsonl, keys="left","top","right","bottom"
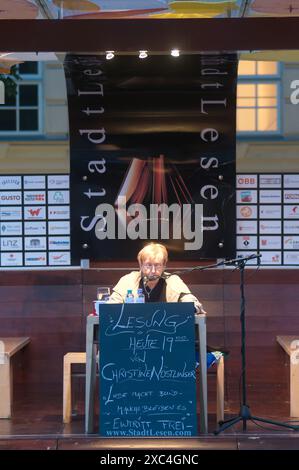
{"left": 64, "top": 53, "right": 237, "bottom": 263}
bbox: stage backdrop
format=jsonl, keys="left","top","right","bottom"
{"left": 63, "top": 53, "right": 237, "bottom": 263}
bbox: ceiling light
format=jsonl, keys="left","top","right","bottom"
{"left": 106, "top": 51, "right": 115, "bottom": 60}
{"left": 139, "top": 50, "right": 148, "bottom": 59}
{"left": 171, "top": 49, "right": 180, "bottom": 57}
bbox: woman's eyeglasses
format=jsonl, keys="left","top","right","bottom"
{"left": 142, "top": 263, "right": 164, "bottom": 269}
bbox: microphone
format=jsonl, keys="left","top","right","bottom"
{"left": 247, "top": 253, "right": 262, "bottom": 263}
{"left": 143, "top": 273, "right": 166, "bottom": 285}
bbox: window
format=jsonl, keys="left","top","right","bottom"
{"left": 237, "top": 61, "right": 280, "bottom": 134}
{"left": 0, "top": 62, "right": 42, "bottom": 135}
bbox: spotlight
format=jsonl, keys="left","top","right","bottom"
{"left": 106, "top": 51, "right": 115, "bottom": 60}
{"left": 171, "top": 49, "right": 180, "bottom": 57}
{"left": 139, "top": 50, "right": 148, "bottom": 59}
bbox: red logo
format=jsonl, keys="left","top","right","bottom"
{"left": 28, "top": 208, "right": 42, "bottom": 217}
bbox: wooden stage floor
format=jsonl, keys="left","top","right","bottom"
{"left": 1, "top": 389, "right": 299, "bottom": 450}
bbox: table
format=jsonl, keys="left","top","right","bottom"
{"left": 0, "top": 337, "right": 30, "bottom": 418}
{"left": 85, "top": 312, "right": 207, "bottom": 434}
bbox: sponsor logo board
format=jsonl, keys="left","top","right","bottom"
{"left": 236, "top": 190, "right": 257, "bottom": 204}
{"left": 259, "top": 190, "right": 281, "bottom": 204}
{"left": 1, "top": 252, "right": 23, "bottom": 266}
{"left": 24, "top": 222, "right": 47, "bottom": 236}
{"left": 23, "top": 176, "right": 46, "bottom": 189}
{"left": 0, "top": 222, "right": 22, "bottom": 235}
{"left": 236, "top": 205, "right": 257, "bottom": 219}
{"left": 0, "top": 192, "right": 22, "bottom": 205}
{"left": 0, "top": 177, "right": 21, "bottom": 190}
{"left": 259, "top": 251, "right": 282, "bottom": 265}
{"left": 48, "top": 221, "right": 70, "bottom": 235}
{"left": 48, "top": 236, "right": 70, "bottom": 250}
{"left": 24, "top": 191, "right": 46, "bottom": 205}
{"left": 259, "top": 174, "right": 282, "bottom": 188}
{"left": 236, "top": 175, "right": 257, "bottom": 188}
{"left": 48, "top": 205, "right": 70, "bottom": 219}
{"left": 24, "top": 206, "right": 46, "bottom": 220}
{"left": 47, "top": 175, "right": 69, "bottom": 189}
{"left": 48, "top": 251, "right": 71, "bottom": 265}
{"left": 47, "top": 190, "right": 69, "bottom": 204}
{"left": 283, "top": 205, "right": 299, "bottom": 218}
{"left": 0, "top": 207, "right": 22, "bottom": 220}
{"left": 24, "top": 252, "right": 47, "bottom": 266}
{"left": 236, "top": 220, "right": 257, "bottom": 234}
{"left": 284, "top": 251, "right": 299, "bottom": 265}
{"left": 236, "top": 235, "right": 257, "bottom": 250}
{"left": 259, "top": 220, "right": 282, "bottom": 234}
{"left": 0, "top": 237, "right": 23, "bottom": 251}
{"left": 259, "top": 205, "right": 282, "bottom": 219}
{"left": 24, "top": 237, "right": 47, "bottom": 251}
{"left": 284, "top": 236, "right": 299, "bottom": 250}
{"left": 259, "top": 236, "right": 282, "bottom": 250}
{"left": 284, "top": 174, "right": 299, "bottom": 188}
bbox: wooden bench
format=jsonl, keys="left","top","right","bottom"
{"left": 0, "top": 337, "right": 30, "bottom": 418}
{"left": 277, "top": 335, "right": 299, "bottom": 417}
{"left": 62, "top": 351, "right": 225, "bottom": 425}
{"left": 63, "top": 352, "right": 86, "bottom": 423}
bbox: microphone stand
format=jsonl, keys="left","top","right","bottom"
{"left": 164, "top": 254, "right": 299, "bottom": 433}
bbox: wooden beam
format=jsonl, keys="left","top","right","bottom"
{"left": 1, "top": 18, "right": 299, "bottom": 53}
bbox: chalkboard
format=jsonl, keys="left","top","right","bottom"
{"left": 99, "top": 302, "right": 197, "bottom": 437}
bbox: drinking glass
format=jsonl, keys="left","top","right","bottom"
{"left": 96, "top": 287, "right": 111, "bottom": 301}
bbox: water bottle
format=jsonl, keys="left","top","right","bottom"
{"left": 125, "top": 289, "right": 135, "bottom": 303}
{"left": 135, "top": 288, "right": 145, "bottom": 303}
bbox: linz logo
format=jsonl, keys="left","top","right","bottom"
{"left": 0, "top": 80, "right": 4, "bottom": 105}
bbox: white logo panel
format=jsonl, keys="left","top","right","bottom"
{"left": 259, "top": 220, "right": 282, "bottom": 234}
{"left": 24, "top": 252, "right": 47, "bottom": 266}
{"left": 284, "top": 236, "right": 299, "bottom": 250}
{"left": 24, "top": 206, "right": 46, "bottom": 220}
{"left": 284, "top": 190, "right": 299, "bottom": 203}
{"left": 24, "top": 191, "right": 46, "bottom": 205}
{"left": 260, "top": 251, "right": 282, "bottom": 265}
{"left": 24, "top": 237, "right": 47, "bottom": 251}
{"left": 48, "top": 221, "right": 70, "bottom": 235}
{"left": 0, "top": 192, "right": 22, "bottom": 205}
{"left": 236, "top": 205, "right": 257, "bottom": 219}
{"left": 0, "top": 177, "right": 21, "bottom": 190}
{"left": 48, "top": 251, "right": 71, "bottom": 266}
{"left": 236, "top": 220, "right": 257, "bottom": 234}
{"left": 237, "top": 235, "right": 257, "bottom": 250}
{"left": 236, "top": 190, "right": 257, "bottom": 204}
{"left": 0, "top": 222, "right": 22, "bottom": 236}
{"left": 259, "top": 190, "right": 281, "bottom": 204}
{"left": 284, "top": 252, "right": 299, "bottom": 265}
{"left": 236, "top": 175, "right": 257, "bottom": 188}
{"left": 259, "top": 175, "right": 282, "bottom": 188}
{"left": 48, "top": 190, "right": 69, "bottom": 204}
{"left": 24, "top": 222, "right": 47, "bottom": 236}
{"left": 259, "top": 236, "right": 282, "bottom": 250}
{"left": 284, "top": 205, "right": 299, "bottom": 218}
{"left": 48, "top": 206, "right": 70, "bottom": 220}
{"left": 284, "top": 221, "right": 299, "bottom": 234}
{"left": 0, "top": 207, "right": 22, "bottom": 220}
{"left": 1, "top": 252, "right": 23, "bottom": 266}
{"left": 284, "top": 174, "right": 299, "bottom": 188}
{"left": 48, "top": 236, "right": 71, "bottom": 250}
{"left": 23, "top": 176, "right": 46, "bottom": 189}
{"left": 259, "top": 205, "right": 281, "bottom": 219}
{"left": 0, "top": 237, "right": 23, "bottom": 251}
{"left": 47, "top": 175, "right": 69, "bottom": 189}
